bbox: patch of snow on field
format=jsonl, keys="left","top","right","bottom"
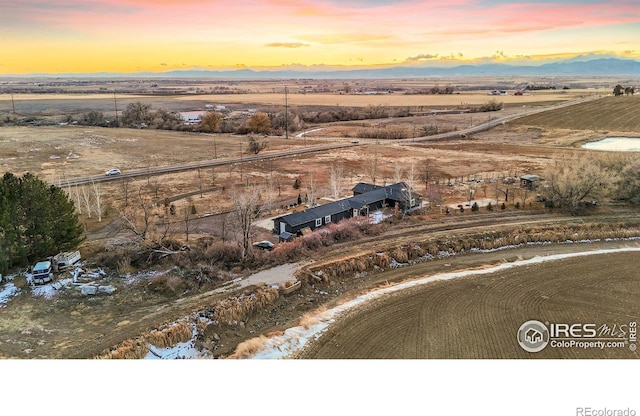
{"left": 145, "top": 339, "right": 206, "bottom": 359}
{"left": 369, "top": 210, "right": 391, "bottom": 224}
{"left": 295, "top": 128, "right": 324, "bottom": 138}
{"left": 31, "top": 283, "right": 57, "bottom": 299}
{"left": 0, "top": 283, "right": 21, "bottom": 307}
{"left": 249, "top": 247, "right": 640, "bottom": 359}
{"left": 145, "top": 324, "right": 212, "bottom": 359}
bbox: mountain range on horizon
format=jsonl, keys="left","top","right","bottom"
{"left": 4, "top": 57, "right": 640, "bottom": 79}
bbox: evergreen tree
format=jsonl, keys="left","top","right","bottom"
{"left": 0, "top": 173, "right": 84, "bottom": 273}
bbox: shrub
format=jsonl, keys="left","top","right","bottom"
{"left": 486, "top": 202, "right": 493, "bottom": 211}
{"left": 471, "top": 202, "right": 479, "bottom": 212}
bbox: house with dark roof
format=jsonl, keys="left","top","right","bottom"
{"left": 273, "top": 182, "right": 421, "bottom": 237}
{"left": 352, "top": 182, "right": 384, "bottom": 196}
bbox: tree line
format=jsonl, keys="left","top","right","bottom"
{"left": 613, "top": 84, "right": 635, "bottom": 96}
{"left": 0, "top": 173, "right": 84, "bottom": 273}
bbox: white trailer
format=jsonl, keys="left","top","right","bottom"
{"left": 53, "top": 250, "right": 81, "bottom": 272}
{"left": 33, "top": 261, "right": 54, "bottom": 284}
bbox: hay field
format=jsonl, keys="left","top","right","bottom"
{"left": 298, "top": 251, "right": 640, "bottom": 359}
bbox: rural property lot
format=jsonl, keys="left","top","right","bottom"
{"left": 1, "top": 78, "right": 639, "bottom": 359}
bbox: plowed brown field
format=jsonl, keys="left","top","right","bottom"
{"left": 298, "top": 251, "right": 640, "bottom": 359}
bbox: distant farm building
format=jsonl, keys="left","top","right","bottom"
{"left": 520, "top": 174, "right": 541, "bottom": 190}
{"left": 179, "top": 111, "right": 207, "bottom": 125}
{"left": 273, "top": 182, "right": 421, "bottom": 237}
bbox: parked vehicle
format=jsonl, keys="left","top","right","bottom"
{"left": 32, "top": 261, "right": 54, "bottom": 284}
{"left": 53, "top": 250, "right": 81, "bottom": 271}
{"left": 253, "top": 240, "right": 275, "bottom": 251}
{"left": 105, "top": 168, "right": 121, "bottom": 176}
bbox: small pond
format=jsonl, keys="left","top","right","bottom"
{"left": 582, "top": 137, "right": 640, "bottom": 152}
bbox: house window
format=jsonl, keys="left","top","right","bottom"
{"left": 325, "top": 215, "right": 331, "bottom": 224}
{"left": 315, "top": 218, "right": 322, "bottom": 227}
{"left": 410, "top": 198, "right": 416, "bottom": 207}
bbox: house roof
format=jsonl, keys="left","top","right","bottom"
{"left": 276, "top": 182, "right": 418, "bottom": 228}
{"left": 349, "top": 187, "right": 388, "bottom": 209}
{"left": 352, "top": 182, "right": 384, "bottom": 194}
{"left": 278, "top": 199, "right": 354, "bottom": 227}
{"left": 520, "top": 174, "right": 541, "bottom": 181}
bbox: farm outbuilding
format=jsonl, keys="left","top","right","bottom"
{"left": 273, "top": 182, "right": 421, "bottom": 237}
{"left": 520, "top": 174, "right": 541, "bottom": 190}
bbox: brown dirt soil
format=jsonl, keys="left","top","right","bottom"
{"left": 296, "top": 250, "right": 640, "bottom": 359}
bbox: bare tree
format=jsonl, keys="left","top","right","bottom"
{"left": 118, "top": 185, "right": 162, "bottom": 243}
{"left": 80, "top": 185, "right": 92, "bottom": 219}
{"left": 329, "top": 162, "right": 344, "bottom": 199}
{"left": 182, "top": 198, "right": 197, "bottom": 242}
{"left": 420, "top": 160, "right": 432, "bottom": 191}
{"left": 247, "top": 135, "right": 268, "bottom": 154}
{"left": 91, "top": 179, "right": 103, "bottom": 222}
{"left": 219, "top": 213, "right": 230, "bottom": 244}
{"left": 306, "top": 172, "right": 318, "bottom": 207}
{"left": 401, "top": 161, "right": 417, "bottom": 216}
{"left": 211, "top": 167, "right": 217, "bottom": 187}
{"left": 121, "top": 177, "right": 130, "bottom": 207}
{"left": 543, "top": 157, "right": 611, "bottom": 213}
{"left": 366, "top": 152, "right": 380, "bottom": 185}
{"left": 263, "top": 173, "right": 275, "bottom": 214}
{"left": 72, "top": 185, "right": 82, "bottom": 215}
{"left": 425, "top": 183, "right": 444, "bottom": 210}
{"left": 232, "top": 186, "right": 262, "bottom": 260}
{"left": 517, "top": 186, "right": 530, "bottom": 208}
{"left": 393, "top": 161, "right": 403, "bottom": 184}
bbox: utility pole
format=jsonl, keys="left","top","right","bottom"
{"left": 284, "top": 85, "right": 289, "bottom": 139}
{"left": 113, "top": 91, "right": 119, "bottom": 126}
{"left": 10, "top": 93, "right": 16, "bottom": 114}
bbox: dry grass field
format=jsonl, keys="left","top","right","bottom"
{"left": 297, "top": 251, "right": 640, "bottom": 359}
{"left": 1, "top": 77, "right": 639, "bottom": 359}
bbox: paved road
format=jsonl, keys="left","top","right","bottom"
{"left": 55, "top": 95, "right": 601, "bottom": 188}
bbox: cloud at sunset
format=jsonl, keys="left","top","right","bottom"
{"left": 1, "top": 0, "right": 638, "bottom": 73}
{"left": 266, "top": 42, "right": 311, "bottom": 48}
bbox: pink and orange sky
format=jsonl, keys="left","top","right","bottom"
{"left": 1, "top": 0, "right": 638, "bottom": 74}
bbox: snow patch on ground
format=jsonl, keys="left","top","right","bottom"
{"left": 249, "top": 247, "right": 640, "bottom": 359}
{"left": 0, "top": 283, "right": 21, "bottom": 307}
{"left": 145, "top": 339, "right": 208, "bottom": 359}
{"left": 295, "top": 128, "right": 324, "bottom": 138}
{"left": 31, "top": 283, "right": 57, "bottom": 299}
{"left": 369, "top": 210, "right": 391, "bottom": 224}
{"left": 145, "top": 324, "right": 212, "bottom": 359}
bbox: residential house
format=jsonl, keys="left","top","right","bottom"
{"left": 273, "top": 182, "right": 421, "bottom": 238}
